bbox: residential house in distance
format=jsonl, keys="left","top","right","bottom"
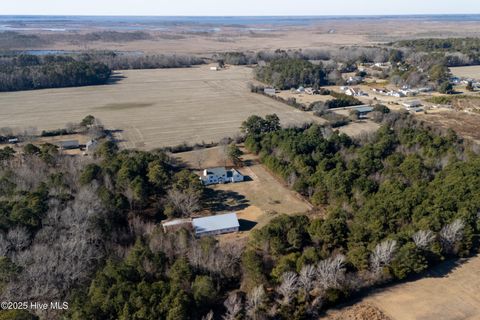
{"left": 57, "top": 140, "right": 79, "bottom": 150}
{"left": 353, "top": 105, "right": 374, "bottom": 119}
{"left": 200, "top": 167, "right": 244, "bottom": 185}
{"left": 346, "top": 76, "right": 363, "bottom": 85}
{"left": 192, "top": 212, "right": 240, "bottom": 237}
{"left": 296, "top": 86, "right": 305, "bottom": 93}
{"left": 345, "top": 87, "right": 367, "bottom": 97}
{"left": 402, "top": 100, "right": 422, "bottom": 110}
{"left": 264, "top": 87, "right": 276, "bottom": 95}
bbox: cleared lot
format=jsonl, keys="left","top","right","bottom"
{"left": 366, "top": 256, "right": 480, "bottom": 320}
{"left": 450, "top": 65, "right": 480, "bottom": 80}
{"left": 0, "top": 65, "right": 320, "bottom": 149}
{"left": 326, "top": 256, "right": 480, "bottom": 320}
{"left": 176, "top": 147, "right": 312, "bottom": 234}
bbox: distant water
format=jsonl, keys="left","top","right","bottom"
{"left": 1, "top": 14, "right": 480, "bottom": 31}
{"left": 19, "top": 50, "right": 144, "bottom": 56}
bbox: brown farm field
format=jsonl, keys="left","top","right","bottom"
{"left": 365, "top": 256, "right": 480, "bottom": 320}
{"left": 0, "top": 65, "right": 321, "bottom": 150}
{"left": 325, "top": 256, "right": 480, "bottom": 320}
{"left": 450, "top": 65, "right": 480, "bottom": 80}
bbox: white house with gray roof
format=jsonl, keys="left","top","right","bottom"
{"left": 200, "top": 167, "right": 244, "bottom": 185}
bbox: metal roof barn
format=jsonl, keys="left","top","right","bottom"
{"left": 57, "top": 140, "right": 80, "bottom": 149}
{"left": 354, "top": 106, "right": 374, "bottom": 113}
{"left": 192, "top": 212, "right": 240, "bottom": 237}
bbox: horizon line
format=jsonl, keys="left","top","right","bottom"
{"left": 1, "top": 13, "right": 480, "bottom": 17}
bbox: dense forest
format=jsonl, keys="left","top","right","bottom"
{"left": 394, "top": 38, "right": 480, "bottom": 54}
{"left": 393, "top": 38, "right": 480, "bottom": 66}
{"left": 239, "top": 113, "right": 480, "bottom": 317}
{"left": 255, "top": 58, "right": 328, "bottom": 89}
{"left": 0, "top": 55, "right": 112, "bottom": 92}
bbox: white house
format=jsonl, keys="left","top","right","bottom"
{"left": 200, "top": 167, "right": 244, "bottom": 185}
{"left": 387, "top": 90, "right": 405, "bottom": 98}
{"left": 264, "top": 88, "right": 276, "bottom": 95}
{"left": 192, "top": 213, "right": 240, "bottom": 237}
{"left": 345, "top": 87, "right": 367, "bottom": 97}
{"left": 347, "top": 76, "right": 363, "bottom": 85}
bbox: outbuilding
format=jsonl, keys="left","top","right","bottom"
{"left": 264, "top": 88, "right": 276, "bottom": 95}
{"left": 192, "top": 213, "right": 240, "bottom": 237}
{"left": 354, "top": 106, "right": 374, "bottom": 118}
{"left": 402, "top": 100, "right": 422, "bottom": 109}
{"left": 57, "top": 140, "right": 79, "bottom": 150}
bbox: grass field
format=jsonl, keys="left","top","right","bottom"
{"left": 450, "top": 65, "right": 480, "bottom": 80}
{"left": 0, "top": 65, "right": 320, "bottom": 149}
{"left": 325, "top": 256, "right": 480, "bottom": 320}
{"left": 364, "top": 256, "right": 480, "bottom": 320}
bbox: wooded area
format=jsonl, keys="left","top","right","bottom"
{"left": 0, "top": 55, "right": 111, "bottom": 92}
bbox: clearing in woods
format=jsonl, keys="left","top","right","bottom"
{"left": 175, "top": 146, "right": 312, "bottom": 237}
{"left": 0, "top": 65, "right": 320, "bottom": 149}
{"left": 327, "top": 256, "right": 480, "bottom": 320}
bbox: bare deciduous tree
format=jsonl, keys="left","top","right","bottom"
{"left": 6, "top": 227, "right": 31, "bottom": 251}
{"left": 223, "top": 292, "right": 243, "bottom": 320}
{"left": 412, "top": 230, "right": 435, "bottom": 249}
{"left": 316, "top": 254, "right": 346, "bottom": 290}
{"left": 439, "top": 219, "right": 465, "bottom": 254}
{"left": 0, "top": 232, "right": 9, "bottom": 256}
{"left": 277, "top": 271, "right": 298, "bottom": 305}
{"left": 3, "top": 183, "right": 107, "bottom": 302}
{"left": 370, "top": 239, "right": 397, "bottom": 274}
{"left": 202, "top": 310, "right": 214, "bottom": 320}
{"left": 286, "top": 172, "right": 298, "bottom": 188}
{"left": 246, "top": 285, "right": 266, "bottom": 319}
{"left": 193, "top": 147, "right": 206, "bottom": 169}
{"left": 298, "top": 264, "right": 316, "bottom": 296}
{"left": 167, "top": 189, "right": 200, "bottom": 217}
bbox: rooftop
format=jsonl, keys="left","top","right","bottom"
{"left": 192, "top": 212, "right": 239, "bottom": 234}
{"left": 205, "top": 167, "right": 227, "bottom": 176}
{"left": 355, "top": 106, "right": 374, "bottom": 113}
{"left": 58, "top": 140, "right": 79, "bottom": 147}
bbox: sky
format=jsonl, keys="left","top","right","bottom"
{"left": 1, "top": 0, "right": 479, "bottom": 16}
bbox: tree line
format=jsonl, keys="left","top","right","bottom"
{"left": 0, "top": 54, "right": 112, "bottom": 92}
{"left": 255, "top": 58, "right": 328, "bottom": 90}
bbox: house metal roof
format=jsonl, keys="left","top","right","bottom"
{"left": 192, "top": 213, "right": 239, "bottom": 234}
{"left": 355, "top": 106, "right": 374, "bottom": 113}
{"left": 58, "top": 140, "right": 79, "bottom": 147}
